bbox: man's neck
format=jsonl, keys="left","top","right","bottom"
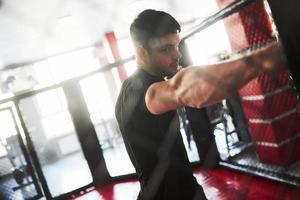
{"left": 139, "top": 65, "right": 162, "bottom": 78}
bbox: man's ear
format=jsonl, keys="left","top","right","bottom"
{"left": 136, "top": 45, "right": 149, "bottom": 65}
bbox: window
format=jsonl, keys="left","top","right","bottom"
{"left": 80, "top": 73, "right": 115, "bottom": 121}
{"left": 0, "top": 110, "right": 17, "bottom": 157}
{"left": 36, "top": 89, "right": 74, "bottom": 139}
{"left": 185, "top": 20, "right": 231, "bottom": 66}
{"left": 118, "top": 37, "right": 137, "bottom": 77}
{"left": 32, "top": 48, "right": 101, "bottom": 86}
{"left": 47, "top": 48, "right": 101, "bottom": 83}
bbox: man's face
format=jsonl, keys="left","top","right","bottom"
{"left": 146, "top": 33, "right": 182, "bottom": 77}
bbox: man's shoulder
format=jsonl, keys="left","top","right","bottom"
{"left": 121, "top": 69, "right": 150, "bottom": 92}
{"left": 115, "top": 72, "right": 147, "bottom": 119}
{"left": 117, "top": 70, "right": 144, "bottom": 102}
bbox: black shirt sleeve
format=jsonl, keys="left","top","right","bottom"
{"left": 122, "top": 78, "right": 152, "bottom": 115}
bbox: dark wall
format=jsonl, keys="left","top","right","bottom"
{"left": 267, "top": 0, "right": 300, "bottom": 95}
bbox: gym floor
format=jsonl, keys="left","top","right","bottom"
{"left": 70, "top": 167, "right": 300, "bottom": 200}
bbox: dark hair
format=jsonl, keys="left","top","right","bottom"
{"left": 130, "top": 9, "right": 181, "bottom": 49}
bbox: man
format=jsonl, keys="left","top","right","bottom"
{"left": 115, "top": 9, "right": 283, "bottom": 200}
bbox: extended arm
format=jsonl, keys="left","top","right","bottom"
{"left": 145, "top": 43, "right": 284, "bottom": 114}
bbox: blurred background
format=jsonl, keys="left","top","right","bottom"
{"left": 0, "top": 0, "right": 299, "bottom": 200}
